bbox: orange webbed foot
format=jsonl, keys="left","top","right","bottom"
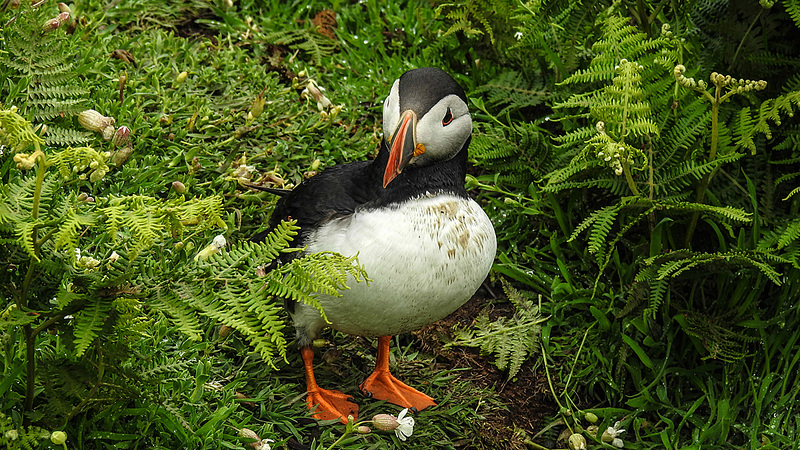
{"left": 301, "top": 346, "right": 359, "bottom": 423}
{"left": 359, "top": 369, "right": 436, "bottom": 412}
{"left": 359, "top": 336, "right": 436, "bottom": 412}
{"left": 306, "top": 387, "right": 359, "bottom": 423}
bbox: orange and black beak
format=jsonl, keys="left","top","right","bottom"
{"left": 383, "top": 110, "right": 425, "bottom": 188}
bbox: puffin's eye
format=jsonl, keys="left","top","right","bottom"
{"left": 442, "top": 107, "right": 453, "bottom": 126}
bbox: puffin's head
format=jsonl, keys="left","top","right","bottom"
{"left": 381, "top": 67, "right": 472, "bottom": 188}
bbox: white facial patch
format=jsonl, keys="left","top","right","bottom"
{"left": 382, "top": 80, "right": 401, "bottom": 140}
{"left": 413, "top": 94, "right": 471, "bottom": 165}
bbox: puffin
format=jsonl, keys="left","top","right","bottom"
{"left": 252, "top": 67, "right": 496, "bottom": 422}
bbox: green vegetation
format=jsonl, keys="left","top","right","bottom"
{"left": 2, "top": 0, "right": 800, "bottom": 448}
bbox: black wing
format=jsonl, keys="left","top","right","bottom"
{"left": 250, "top": 160, "right": 378, "bottom": 246}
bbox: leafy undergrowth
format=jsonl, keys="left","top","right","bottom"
{"left": 0, "top": 0, "right": 547, "bottom": 448}
{"left": 4, "top": 0, "right": 800, "bottom": 449}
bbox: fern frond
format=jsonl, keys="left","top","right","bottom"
{"left": 264, "top": 29, "right": 335, "bottom": 65}
{"left": 560, "top": 15, "right": 674, "bottom": 86}
{"left": 681, "top": 312, "right": 759, "bottom": 362}
{"left": 42, "top": 125, "right": 93, "bottom": 147}
{"left": 732, "top": 91, "right": 800, "bottom": 154}
{"left": 73, "top": 298, "right": 113, "bottom": 357}
{"left": 643, "top": 250, "right": 784, "bottom": 285}
{"left": 53, "top": 207, "right": 96, "bottom": 258}
{"left": 149, "top": 288, "right": 204, "bottom": 340}
{"left": 447, "top": 279, "right": 545, "bottom": 378}
{"left": 101, "top": 195, "right": 225, "bottom": 260}
{"left": 0, "top": 108, "right": 44, "bottom": 153}
{"left": 644, "top": 278, "right": 669, "bottom": 319}
{"left": 569, "top": 203, "right": 620, "bottom": 252}
{"left": 783, "top": 0, "right": 800, "bottom": 29}
{"left": 475, "top": 70, "right": 549, "bottom": 116}
{"left": 436, "top": 0, "right": 499, "bottom": 43}
{"left": 658, "top": 201, "right": 751, "bottom": 223}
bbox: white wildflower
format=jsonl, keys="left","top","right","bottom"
{"left": 371, "top": 408, "right": 415, "bottom": 441}
{"left": 394, "top": 408, "right": 415, "bottom": 441}
{"left": 194, "top": 234, "right": 227, "bottom": 261}
{"left": 602, "top": 420, "right": 626, "bottom": 447}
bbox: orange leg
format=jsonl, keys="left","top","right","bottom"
{"left": 359, "top": 336, "right": 436, "bottom": 412}
{"left": 301, "top": 347, "right": 359, "bottom": 423}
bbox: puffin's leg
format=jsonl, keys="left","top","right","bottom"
{"left": 359, "top": 336, "right": 436, "bottom": 411}
{"left": 301, "top": 347, "right": 359, "bottom": 423}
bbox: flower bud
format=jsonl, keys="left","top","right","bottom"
{"left": 356, "top": 426, "right": 372, "bottom": 434}
{"left": 78, "top": 110, "right": 115, "bottom": 132}
{"left": 113, "top": 126, "right": 131, "bottom": 147}
{"left": 219, "top": 325, "right": 233, "bottom": 338}
{"left": 175, "top": 71, "right": 188, "bottom": 84}
{"left": 371, "top": 414, "right": 399, "bottom": 431}
{"left": 585, "top": 412, "right": 598, "bottom": 423}
{"left": 238, "top": 428, "right": 262, "bottom": 449}
{"left": 50, "top": 431, "right": 67, "bottom": 445}
{"left": 250, "top": 94, "right": 266, "bottom": 119}
{"left": 102, "top": 125, "right": 115, "bottom": 141}
{"left": 112, "top": 145, "right": 133, "bottom": 167}
{"left": 58, "top": 2, "right": 71, "bottom": 13}
{"left": 56, "top": 11, "right": 70, "bottom": 26}
{"left": 568, "top": 433, "right": 587, "bottom": 450}
{"left": 42, "top": 18, "right": 60, "bottom": 32}
{"left": 172, "top": 181, "right": 186, "bottom": 194}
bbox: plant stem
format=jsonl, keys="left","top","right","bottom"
{"left": 22, "top": 326, "right": 35, "bottom": 426}
{"left": 684, "top": 85, "right": 721, "bottom": 247}
{"left": 540, "top": 343, "right": 572, "bottom": 432}
{"left": 622, "top": 161, "right": 641, "bottom": 197}
{"left": 21, "top": 155, "right": 47, "bottom": 425}
{"left": 729, "top": 9, "right": 763, "bottom": 72}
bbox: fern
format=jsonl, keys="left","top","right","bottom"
{"left": 732, "top": 91, "right": 800, "bottom": 154}
{"left": 264, "top": 29, "right": 336, "bottom": 66}
{"left": 0, "top": 412, "right": 50, "bottom": 449}
{"left": 680, "top": 311, "right": 760, "bottom": 362}
{"left": 786, "top": 0, "right": 800, "bottom": 28}
{"left": 448, "top": 279, "right": 546, "bottom": 379}
{"left": 101, "top": 195, "right": 225, "bottom": 260}
{"left": 155, "top": 221, "right": 367, "bottom": 366}
{"left": 640, "top": 250, "right": 785, "bottom": 285}
{"left": 42, "top": 125, "right": 92, "bottom": 147}
{"left": 0, "top": 108, "right": 44, "bottom": 153}
{"left": 72, "top": 297, "right": 114, "bottom": 357}
{"left": 435, "top": 0, "right": 502, "bottom": 43}
{"left": 474, "top": 70, "right": 550, "bottom": 116}
{"left": 1, "top": 4, "right": 89, "bottom": 123}
{"left": 469, "top": 121, "right": 549, "bottom": 186}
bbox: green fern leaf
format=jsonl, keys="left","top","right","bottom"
{"left": 447, "top": 279, "right": 545, "bottom": 379}
{"left": 73, "top": 298, "right": 113, "bottom": 357}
